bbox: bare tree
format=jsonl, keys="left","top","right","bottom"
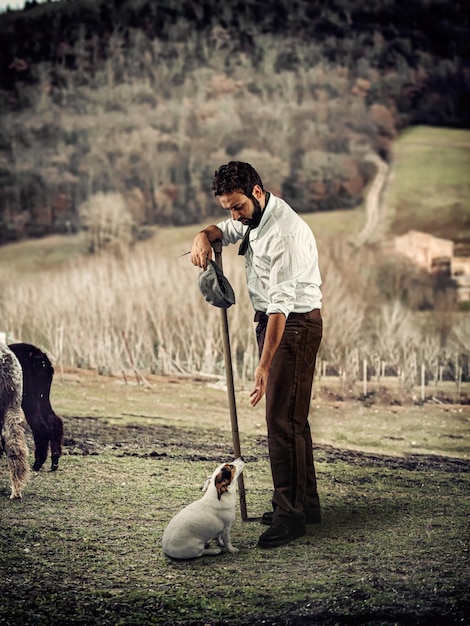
{"left": 79, "top": 192, "right": 134, "bottom": 252}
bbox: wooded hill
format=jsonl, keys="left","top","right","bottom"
{"left": 0, "top": 0, "right": 468, "bottom": 243}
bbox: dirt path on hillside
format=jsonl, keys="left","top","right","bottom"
{"left": 352, "top": 151, "right": 389, "bottom": 247}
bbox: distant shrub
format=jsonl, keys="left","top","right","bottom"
{"left": 78, "top": 192, "right": 134, "bottom": 252}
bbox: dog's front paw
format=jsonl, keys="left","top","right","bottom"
{"left": 226, "top": 545, "right": 239, "bottom": 554}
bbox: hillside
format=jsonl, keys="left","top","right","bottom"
{"left": 1, "top": 126, "right": 469, "bottom": 267}
{"left": 0, "top": 0, "right": 469, "bottom": 244}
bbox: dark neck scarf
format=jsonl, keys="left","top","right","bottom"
{"left": 238, "top": 191, "right": 270, "bottom": 256}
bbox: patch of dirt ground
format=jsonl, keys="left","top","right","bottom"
{"left": 61, "top": 415, "right": 470, "bottom": 474}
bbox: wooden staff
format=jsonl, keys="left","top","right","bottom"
{"left": 212, "top": 240, "right": 248, "bottom": 521}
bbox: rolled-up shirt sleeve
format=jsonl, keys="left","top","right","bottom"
{"left": 266, "top": 234, "right": 308, "bottom": 317}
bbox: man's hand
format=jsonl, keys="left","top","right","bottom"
{"left": 250, "top": 313, "right": 286, "bottom": 407}
{"left": 250, "top": 364, "right": 268, "bottom": 406}
{"left": 190, "top": 231, "right": 212, "bottom": 269}
{"left": 189, "top": 225, "right": 223, "bottom": 269}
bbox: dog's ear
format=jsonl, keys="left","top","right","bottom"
{"left": 214, "top": 464, "right": 234, "bottom": 500}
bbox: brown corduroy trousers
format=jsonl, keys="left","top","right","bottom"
{"left": 255, "top": 309, "right": 323, "bottom": 525}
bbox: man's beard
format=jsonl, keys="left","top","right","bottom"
{"left": 249, "top": 196, "right": 263, "bottom": 227}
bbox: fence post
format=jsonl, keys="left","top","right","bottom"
{"left": 363, "top": 358, "right": 367, "bottom": 396}
{"left": 421, "top": 363, "right": 425, "bottom": 402}
{"left": 456, "top": 365, "right": 462, "bottom": 402}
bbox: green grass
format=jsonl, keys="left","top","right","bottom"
{"left": 388, "top": 126, "right": 470, "bottom": 244}
{"left": 1, "top": 437, "right": 468, "bottom": 625}
{"left": 304, "top": 207, "right": 366, "bottom": 240}
{"left": 0, "top": 233, "right": 84, "bottom": 273}
{"left": 1, "top": 368, "right": 469, "bottom": 625}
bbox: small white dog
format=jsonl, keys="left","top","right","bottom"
{"left": 162, "top": 457, "right": 244, "bottom": 559}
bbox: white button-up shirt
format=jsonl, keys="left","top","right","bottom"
{"left": 217, "top": 193, "right": 322, "bottom": 317}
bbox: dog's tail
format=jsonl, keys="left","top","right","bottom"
{"left": 3, "top": 407, "right": 30, "bottom": 499}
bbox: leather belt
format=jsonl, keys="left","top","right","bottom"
{"left": 254, "top": 309, "right": 321, "bottom": 322}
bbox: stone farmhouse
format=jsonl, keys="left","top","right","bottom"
{"left": 393, "top": 230, "right": 470, "bottom": 303}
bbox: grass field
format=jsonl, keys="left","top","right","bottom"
{"left": 0, "top": 373, "right": 468, "bottom": 625}
{"left": 387, "top": 126, "right": 470, "bottom": 246}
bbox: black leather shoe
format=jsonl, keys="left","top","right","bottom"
{"left": 258, "top": 522, "right": 306, "bottom": 548}
{"left": 261, "top": 509, "right": 321, "bottom": 526}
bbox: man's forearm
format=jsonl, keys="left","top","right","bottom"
{"left": 200, "top": 225, "right": 223, "bottom": 243}
{"left": 250, "top": 312, "right": 286, "bottom": 406}
{"left": 259, "top": 313, "right": 286, "bottom": 372}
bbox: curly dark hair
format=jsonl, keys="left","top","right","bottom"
{"left": 211, "top": 161, "right": 264, "bottom": 197}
